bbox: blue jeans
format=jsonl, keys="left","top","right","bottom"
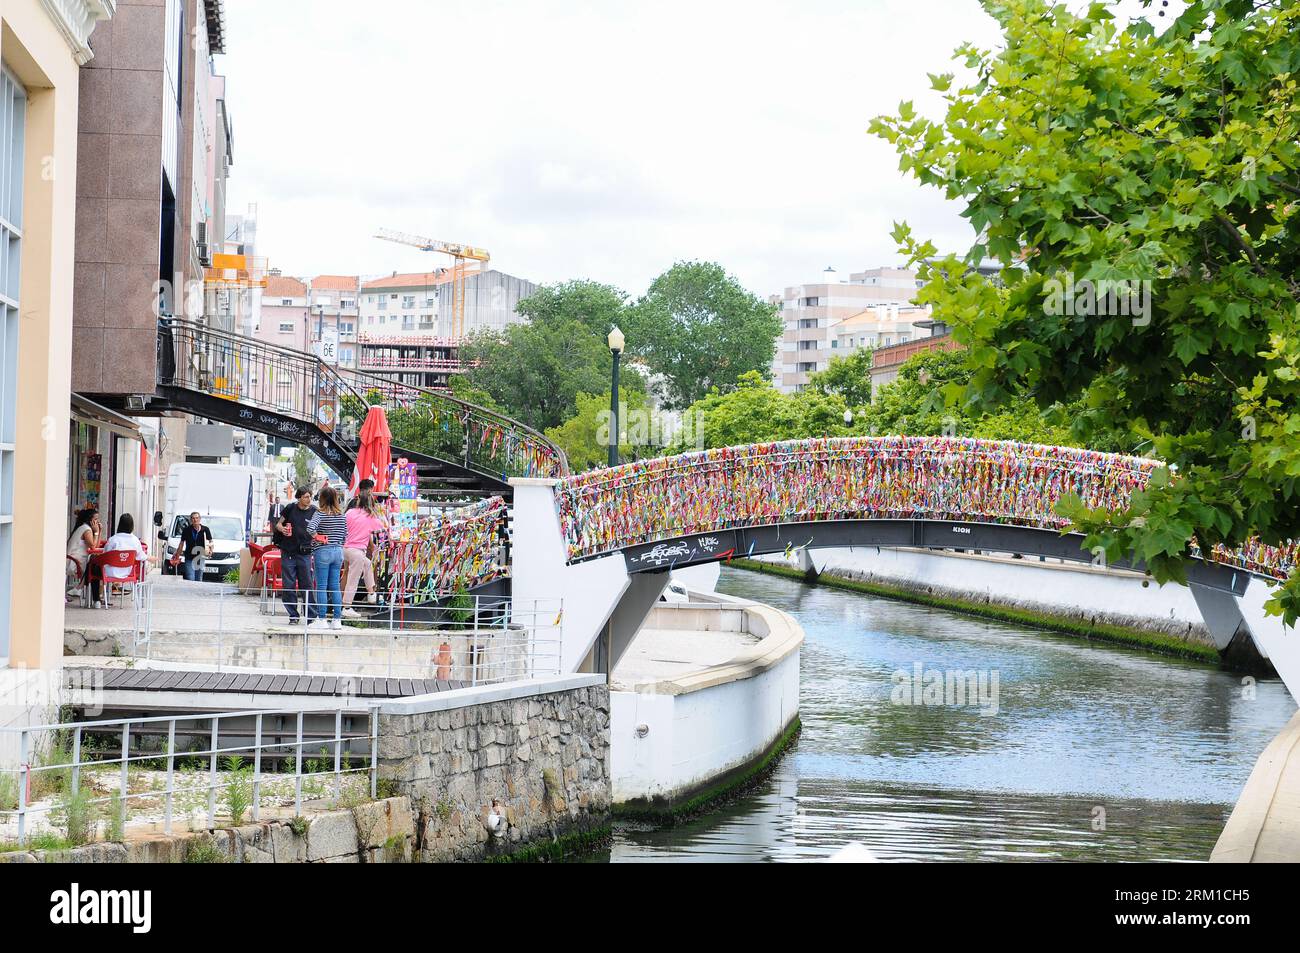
{"left": 313, "top": 545, "right": 343, "bottom": 621}
{"left": 182, "top": 556, "right": 204, "bottom": 581}
{"left": 279, "top": 552, "right": 317, "bottom": 620}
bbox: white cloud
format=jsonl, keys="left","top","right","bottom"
{"left": 220, "top": 0, "right": 1004, "bottom": 297}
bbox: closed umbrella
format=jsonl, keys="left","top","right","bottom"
{"left": 350, "top": 406, "right": 393, "bottom": 495}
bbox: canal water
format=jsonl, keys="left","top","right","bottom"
{"left": 603, "top": 567, "right": 1297, "bottom": 862}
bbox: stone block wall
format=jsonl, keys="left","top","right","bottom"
{"left": 378, "top": 683, "right": 611, "bottom": 862}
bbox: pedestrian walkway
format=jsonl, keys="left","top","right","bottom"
{"left": 1212, "top": 710, "right": 1300, "bottom": 862}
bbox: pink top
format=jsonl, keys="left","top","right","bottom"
{"left": 345, "top": 509, "right": 386, "bottom": 550}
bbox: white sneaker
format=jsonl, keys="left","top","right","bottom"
{"left": 365, "top": 593, "right": 378, "bottom": 604}
{"left": 305, "top": 619, "right": 327, "bottom": 630}
{"left": 330, "top": 619, "right": 342, "bottom": 630}
{"left": 342, "top": 608, "right": 361, "bottom": 619}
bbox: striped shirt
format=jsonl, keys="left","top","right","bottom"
{"left": 307, "top": 511, "right": 348, "bottom": 547}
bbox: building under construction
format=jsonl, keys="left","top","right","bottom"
{"left": 356, "top": 269, "right": 538, "bottom": 388}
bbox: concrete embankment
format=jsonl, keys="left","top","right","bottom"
{"left": 610, "top": 593, "right": 802, "bottom": 819}
{"left": 736, "top": 549, "right": 1242, "bottom": 664}
{"left": 1212, "top": 711, "right": 1300, "bottom": 863}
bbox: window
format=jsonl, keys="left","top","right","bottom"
{"left": 419, "top": 314, "right": 433, "bottom": 329}
{"left": 378, "top": 299, "right": 386, "bottom": 311}
{"left": 424, "top": 298, "right": 435, "bottom": 307}
{"left": 402, "top": 295, "right": 415, "bottom": 309}
{"left": 368, "top": 316, "right": 375, "bottom": 325}
{"left": 277, "top": 322, "right": 294, "bottom": 333}
{"left": 340, "top": 299, "right": 355, "bottom": 309}
{"left": 797, "top": 318, "right": 817, "bottom": 329}
{"left": 802, "top": 296, "right": 820, "bottom": 307}
{"left": 0, "top": 65, "right": 23, "bottom": 658}
{"left": 831, "top": 340, "right": 838, "bottom": 349}
{"left": 339, "top": 322, "right": 353, "bottom": 334}
{"left": 281, "top": 298, "right": 293, "bottom": 306}
{"left": 402, "top": 315, "right": 415, "bottom": 330}
{"left": 798, "top": 340, "right": 818, "bottom": 351}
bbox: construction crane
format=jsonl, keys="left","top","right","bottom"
{"left": 374, "top": 228, "right": 491, "bottom": 341}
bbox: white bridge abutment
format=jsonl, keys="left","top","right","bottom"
{"left": 509, "top": 478, "right": 666, "bottom": 675}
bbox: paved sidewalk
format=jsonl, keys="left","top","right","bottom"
{"left": 1212, "top": 710, "right": 1300, "bottom": 862}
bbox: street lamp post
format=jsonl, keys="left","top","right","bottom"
{"left": 608, "top": 326, "right": 625, "bottom": 467}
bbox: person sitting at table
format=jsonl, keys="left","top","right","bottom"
{"left": 100, "top": 513, "right": 147, "bottom": 600}
{"left": 66, "top": 506, "right": 102, "bottom": 604}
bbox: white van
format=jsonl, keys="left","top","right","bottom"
{"left": 160, "top": 463, "right": 267, "bottom": 578}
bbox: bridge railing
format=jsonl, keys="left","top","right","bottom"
{"left": 1, "top": 707, "right": 377, "bottom": 848}
{"left": 553, "top": 435, "right": 1298, "bottom": 581}
{"left": 157, "top": 319, "right": 568, "bottom": 481}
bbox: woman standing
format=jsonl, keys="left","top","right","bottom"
{"left": 341, "top": 487, "right": 388, "bottom": 618}
{"left": 307, "top": 485, "right": 348, "bottom": 630}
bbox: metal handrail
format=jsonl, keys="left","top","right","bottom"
{"left": 158, "top": 317, "right": 569, "bottom": 480}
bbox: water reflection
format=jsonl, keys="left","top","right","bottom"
{"left": 603, "top": 567, "right": 1295, "bottom": 862}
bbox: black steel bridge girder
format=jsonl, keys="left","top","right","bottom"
{"left": 615, "top": 519, "right": 1252, "bottom": 596}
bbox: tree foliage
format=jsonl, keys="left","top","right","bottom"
{"left": 807, "top": 349, "right": 875, "bottom": 408}
{"left": 872, "top": 0, "right": 1300, "bottom": 620}
{"left": 514, "top": 280, "right": 629, "bottom": 336}
{"left": 625, "top": 261, "right": 783, "bottom": 409}
{"left": 460, "top": 319, "right": 644, "bottom": 432}
{"left": 544, "top": 389, "right": 655, "bottom": 472}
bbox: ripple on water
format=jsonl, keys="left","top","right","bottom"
{"left": 601, "top": 567, "right": 1294, "bottom": 863}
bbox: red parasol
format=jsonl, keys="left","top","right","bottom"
{"left": 350, "top": 406, "right": 393, "bottom": 495}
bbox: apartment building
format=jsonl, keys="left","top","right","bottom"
{"left": 359, "top": 269, "right": 536, "bottom": 338}
{"left": 257, "top": 273, "right": 360, "bottom": 369}
{"left": 1, "top": 0, "right": 115, "bottom": 674}
{"left": 772, "top": 266, "right": 922, "bottom": 392}
{"left": 67, "top": 1, "right": 244, "bottom": 618}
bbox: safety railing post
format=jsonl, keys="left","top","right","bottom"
{"left": 207, "top": 716, "right": 218, "bottom": 830}
{"left": 332, "top": 710, "right": 343, "bottom": 805}
{"left": 369, "top": 710, "right": 378, "bottom": 800}
{"left": 71, "top": 726, "right": 82, "bottom": 796}
{"left": 164, "top": 720, "right": 175, "bottom": 835}
{"left": 217, "top": 588, "right": 225, "bottom": 670}
{"left": 293, "top": 712, "right": 304, "bottom": 816}
{"left": 252, "top": 713, "right": 263, "bottom": 823}
{"left": 119, "top": 722, "right": 130, "bottom": 835}
{"left": 17, "top": 730, "right": 29, "bottom": 847}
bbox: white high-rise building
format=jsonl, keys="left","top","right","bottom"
{"left": 771, "top": 266, "right": 926, "bottom": 392}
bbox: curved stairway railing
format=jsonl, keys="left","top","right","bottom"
{"left": 157, "top": 318, "right": 568, "bottom": 487}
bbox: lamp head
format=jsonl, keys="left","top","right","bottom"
{"left": 607, "top": 326, "right": 625, "bottom": 354}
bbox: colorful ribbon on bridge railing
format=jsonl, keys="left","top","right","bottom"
{"left": 377, "top": 495, "right": 509, "bottom": 601}
{"left": 551, "top": 435, "right": 1298, "bottom": 580}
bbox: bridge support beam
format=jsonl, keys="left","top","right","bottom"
{"left": 510, "top": 478, "right": 667, "bottom": 674}
{"left": 1188, "top": 582, "right": 1271, "bottom": 672}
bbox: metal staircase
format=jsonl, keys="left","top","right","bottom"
{"left": 155, "top": 318, "right": 567, "bottom": 497}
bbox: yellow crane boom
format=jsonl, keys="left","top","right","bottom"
{"left": 375, "top": 229, "right": 491, "bottom": 341}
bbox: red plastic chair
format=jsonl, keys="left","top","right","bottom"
{"left": 262, "top": 550, "right": 283, "bottom": 591}
{"left": 92, "top": 549, "right": 145, "bottom": 607}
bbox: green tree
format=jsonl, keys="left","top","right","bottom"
{"left": 516, "top": 280, "right": 629, "bottom": 335}
{"left": 675, "top": 371, "right": 853, "bottom": 450}
{"left": 625, "top": 261, "right": 782, "bottom": 409}
{"left": 460, "top": 320, "right": 644, "bottom": 432}
{"left": 807, "top": 349, "right": 875, "bottom": 408}
{"left": 291, "top": 446, "right": 314, "bottom": 491}
{"left": 544, "top": 389, "right": 654, "bottom": 472}
{"left": 872, "top": 0, "right": 1300, "bottom": 620}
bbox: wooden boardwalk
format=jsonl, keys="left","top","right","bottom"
{"left": 73, "top": 667, "right": 468, "bottom": 699}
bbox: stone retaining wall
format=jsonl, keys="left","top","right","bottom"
{"left": 377, "top": 679, "right": 611, "bottom": 861}
{"left": 0, "top": 797, "right": 417, "bottom": 864}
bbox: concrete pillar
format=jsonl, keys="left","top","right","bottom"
{"left": 3, "top": 10, "right": 81, "bottom": 670}
{"left": 509, "top": 478, "right": 633, "bottom": 673}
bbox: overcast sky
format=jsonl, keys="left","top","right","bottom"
{"left": 217, "top": 1, "right": 1041, "bottom": 298}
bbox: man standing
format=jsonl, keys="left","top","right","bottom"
{"left": 178, "top": 511, "right": 213, "bottom": 581}
{"left": 274, "top": 486, "right": 318, "bottom": 625}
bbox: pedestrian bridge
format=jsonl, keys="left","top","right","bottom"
{"left": 507, "top": 436, "right": 1299, "bottom": 691}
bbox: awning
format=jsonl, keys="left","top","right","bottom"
{"left": 71, "top": 394, "right": 143, "bottom": 442}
